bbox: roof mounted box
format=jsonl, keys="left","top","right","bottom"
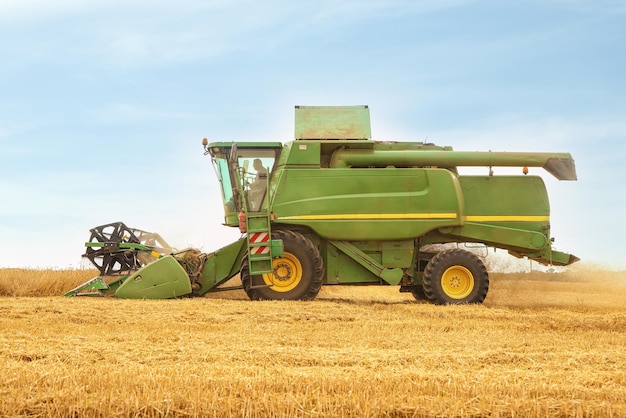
{"left": 294, "top": 105, "right": 371, "bottom": 140}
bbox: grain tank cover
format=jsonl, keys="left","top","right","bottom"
{"left": 294, "top": 105, "right": 371, "bottom": 140}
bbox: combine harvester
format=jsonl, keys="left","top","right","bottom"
{"left": 66, "top": 106, "right": 578, "bottom": 304}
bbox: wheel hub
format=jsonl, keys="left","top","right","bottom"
{"left": 261, "top": 252, "right": 303, "bottom": 293}
{"left": 448, "top": 276, "right": 462, "bottom": 288}
{"left": 441, "top": 265, "right": 474, "bottom": 299}
{"left": 273, "top": 262, "right": 293, "bottom": 282}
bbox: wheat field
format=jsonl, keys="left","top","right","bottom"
{"left": 0, "top": 266, "right": 625, "bottom": 417}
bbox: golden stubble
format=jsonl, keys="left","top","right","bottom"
{"left": 0, "top": 265, "right": 625, "bottom": 417}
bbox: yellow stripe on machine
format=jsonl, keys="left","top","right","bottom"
{"left": 465, "top": 215, "right": 550, "bottom": 222}
{"left": 277, "top": 213, "right": 458, "bottom": 221}
{"left": 276, "top": 214, "right": 549, "bottom": 222}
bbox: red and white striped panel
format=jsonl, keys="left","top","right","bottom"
{"left": 250, "top": 232, "right": 270, "bottom": 255}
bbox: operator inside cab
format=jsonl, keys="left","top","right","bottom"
{"left": 247, "top": 158, "right": 268, "bottom": 211}
{"left": 252, "top": 159, "right": 267, "bottom": 186}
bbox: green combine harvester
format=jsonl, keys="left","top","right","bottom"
{"left": 66, "top": 105, "right": 578, "bottom": 304}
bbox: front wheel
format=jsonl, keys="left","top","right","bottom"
{"left": 423, "top": 249, "right": 489, "bottom": 305}
{"left": 241, "top": 230, "right": 324, "bottom": 301}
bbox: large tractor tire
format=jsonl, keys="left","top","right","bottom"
{"left": 423, "top": 249, "right": 489, "bottom": 305}
{"left": 241, "top": 230, "right": 324, "bottom": 301}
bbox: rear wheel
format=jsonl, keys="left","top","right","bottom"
{"left": 241, "top": 230, "right": 324, "bottom": 301}
{"left": 423, "top": 249, "right": 489, "bottom": 305}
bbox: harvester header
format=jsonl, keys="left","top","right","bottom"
{"left": 67, "top": 105, "right": 578, "bottom": 304}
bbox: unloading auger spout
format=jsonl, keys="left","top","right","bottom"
{"left": 329, "top": 149, "right": 577, "bottom": 181}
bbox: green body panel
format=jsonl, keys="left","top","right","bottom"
{"left": 329, "top": 241, "right": 404, "bottom": 285}
{"left": 195, "top": 238, "right": 248, "bottom": 295}
{"left": 441, "top": 223, "right": 547, "bottom": 252}
{"left": 460, "top": 176, "right": 550, "bottom": 220}
{"left": 115, "top": 256, "right": 192, "bottom": 299}
{"left": 436, "top": 174, "right": 581, "bottom": 266}
{"left": 272, "top": 167, "right": 463, "bottom": 240}
{"left": 319, "top": 239, "right": 415, "bottom": 285}
{"left": 381, "top": 241, "right": 415, "bottom": 267}
{"left": 280, "top": 141, "right": 322, "bottom": 166}
{"left": 438, "top": 175, "right": 550, "bottom": 252}
{"left": 324, "top": 243, "right": 380, "bottom": 284}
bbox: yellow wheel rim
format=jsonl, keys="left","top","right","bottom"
{"left": 262, "top": 252, "right": 302, "bottom": 293}
{"left": 441, "top": 265, "right": 474, "bottom": 299}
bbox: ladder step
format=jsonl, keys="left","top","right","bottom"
{"left": 249, "top": 254, "right": 272, "bottom": 261}
{"left": 250, "top": 258, "right": 273, "bottom": 272}
{"left": 249, "top": 242, "right": 270, "bottom": 247}
{"left": 245, "top": 211, "right": 273, "bottom": 276}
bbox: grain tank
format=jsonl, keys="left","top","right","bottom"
{"left": 66, "top": 105, "right": 578, "bottom": 304}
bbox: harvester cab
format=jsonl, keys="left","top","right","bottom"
{"left": 205, "top": 142, "right": 284, "bottom": 277}
{"left": 66, "top": 105, "right": 578, "bottom": 304}
{"left": 205, "top": 142, "right": 281, "bottom": 220}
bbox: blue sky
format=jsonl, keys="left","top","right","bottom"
{"left": 1, "top": 0, "right": 624, "bottom": 269}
